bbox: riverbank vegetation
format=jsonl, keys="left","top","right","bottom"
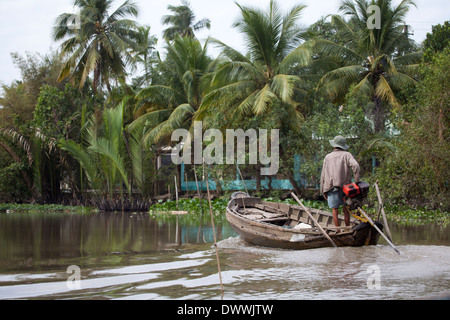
{"left": 0, "top": 0, "right": 448, "bottom": 215}
{"left": 146, "top": 197, "right": 448, "bottom": 225}
{"left": 0, "top": 203, "right": 96, "bottom": 213}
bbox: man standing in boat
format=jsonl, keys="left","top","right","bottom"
{"left": 320, "top": 136, "right": 360, "bottom": 230}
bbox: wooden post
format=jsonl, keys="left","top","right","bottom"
{"left": 193, "top": 164, "right": 204, "bottom": 214}
{"left": 374, "top": 181, "right": 392, "bottom": 241}
{"left": 174, "top": 175, "right": 179, "bottom": 210}
{"left": 170, "top": 176, "right": 188, "bottom": 215}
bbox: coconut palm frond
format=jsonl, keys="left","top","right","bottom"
{"left": 318, "top": 65, "right": 364, "bottom": 90}
{"left": 352, "top": 72, "right": 374, "bottom": 97}
{"left": 314, "top": 38, "right": 362, "bottom": 65}
{"left": 253, "top": 84, "right": 278, "bottom": 115}
{"left": 394, "top": 51, "right": 423, "bottom": 67}
{"left": 128, "top": 109, "right": 170, "bottom": 132}
{"left": 210, "top": 38, "right": 251, "bottom": 63}
{"left": 270, "top": 74, "right": 302, "bottom": 105}
{"left": 388, "top": 72, "right": 418, "bottom": 90}
{"left": 277, "top": 43, "right": 311, "bottom": 73}
{"left": 375, "top": 75, "right": 399, "bottom": 106}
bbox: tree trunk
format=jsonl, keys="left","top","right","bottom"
{"left": 373, "top": 96, "right": 385, "bottom": 133}
{"left": 93, "top": 62, "right": 101, "bottom": 94}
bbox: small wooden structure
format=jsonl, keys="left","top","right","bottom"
{"left": 226, "top": 196, "right": 382, "bottom": 250}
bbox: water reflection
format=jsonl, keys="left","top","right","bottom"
{"left": 0, "top": 211, "right": 235, "bottom": 272}
{"left": 388, "top": 221, "right": 450, "bottom": 246}
{"left": 0, "top": 211, "right": 449, "bottom": 300}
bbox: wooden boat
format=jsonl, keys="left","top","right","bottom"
{"left": 226, "top": 194, "right": 382, "bottom": 250}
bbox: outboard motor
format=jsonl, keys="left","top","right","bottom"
{"left": 342, "top": 181, "right": 370, "bottom": 209}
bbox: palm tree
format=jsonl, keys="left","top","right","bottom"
{"left": 192, "top": 0, "right": 311, "bottom": 194}
{"left": 134, "top": 25, "right": 158, "bottom": 86}
{"left": 130, "top": 35, "right": 216, "bottom": 146}
{"left": 315, "top": 0, "right": 422, "bottom": 132}
{"left": 196, "top": 0, "right": 311, "bottom": 131}
{"left": 162, "top": 0, "right": 211, "bottom": 41}
{"left": 53, "top": 0, "right": 141, "bottom": 93}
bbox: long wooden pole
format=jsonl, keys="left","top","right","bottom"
{"left": 237, "top": 165, "right": 248, "bottom": 194}
{"left": 291, "top": 192, "right": 338, "bottom": 248}
{"left": 374, "top": 181, "right": 392, "bottom": 241}
{"left": 205, "top": 169, "right": 224, "bottom": 298}
{"left": 358, "top": 207, "right": 401, "bottom": 255}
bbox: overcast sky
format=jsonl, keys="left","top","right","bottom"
{"left": 0, "top": 0, "right": 448, "bottom": 85}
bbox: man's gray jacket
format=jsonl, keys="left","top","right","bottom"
{"left": 320, "top": 149, "right": 360, "bottom": 195}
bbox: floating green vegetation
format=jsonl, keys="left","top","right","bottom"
{"left": 281, "top": 198, "right": 449, "bottom": 225}
{"left": 149, "top": 197, "right": 449, "bottom": 226}
{"left": 0, "top": 203, "right": 97, "bottom": 213}
{"left": 371, "top": 204, "right": 450, "bottom": 226}
{"left": 149, "top": 198, "right": 228, "bottom": 215}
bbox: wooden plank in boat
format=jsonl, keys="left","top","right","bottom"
{"left": 240, "top": 208, "right": 284, "bottom": 219}
{"left": 255, "top": 203, "right": 276, "bottom": 213}
{"left": 244, "top": 214, "right": 265, "bottom": 220}
{"left": 255, "top": 203, "right": 287, "bottom": 216}
{"left": 260, "top": 217, "right": 289, "bottom": 223}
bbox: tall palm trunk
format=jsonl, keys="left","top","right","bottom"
{"left": 93, "top": 63, "right": 101, "bottom": 94}
{"left": 373, "top": 96, "right": 385, "bottom": 133}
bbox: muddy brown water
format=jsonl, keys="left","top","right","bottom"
{"left": 0, "top": 211, "right": 448, "bottom": 300}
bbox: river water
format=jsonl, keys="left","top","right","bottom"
{"left": 0, "top": 210, "right": 449, "bottom": 300}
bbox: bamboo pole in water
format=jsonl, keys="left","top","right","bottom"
{"left": 374, "top": 180, "right": 392, "bottom": 241}
{"left": 205, "top": 168, "right": 224, "bottom": 299}
{"left": 174, "top": 175, "right": 178, "bottom": 210}
{"left": 171, "top": 176, "right": 188, "bottom": 215}
{"left": 193, "top": 165, "right": 204, "bottom": 214}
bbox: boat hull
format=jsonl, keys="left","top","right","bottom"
{"left": 226, "top": 198, "right": 381, "bottom": 250}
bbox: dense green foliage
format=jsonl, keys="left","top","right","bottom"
{"left": 422, "top": 21, "right": 450, "bottom": 61}
{"left": 0, "top": 0, "right": 448, "bottom": 218}
{"left": 371, "top": 48, "right": 450, "bottom": 210}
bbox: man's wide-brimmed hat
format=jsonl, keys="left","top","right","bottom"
{"left": 329, "top": 135, "right": 349, "bottom": 150}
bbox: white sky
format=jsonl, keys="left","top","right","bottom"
{"left": 0, "top": 0, "right": 448, "bottom": 85}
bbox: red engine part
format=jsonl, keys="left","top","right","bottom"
{"left": 342, "top": 182, "right": 360, "bottom": 198}
{"left": 343, "top": 181, "right": 370, "bottom": 198}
